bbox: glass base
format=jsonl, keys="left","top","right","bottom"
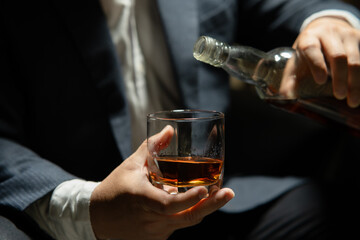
{"left": 155, "top": 181, "right": 222, "bottom": 195}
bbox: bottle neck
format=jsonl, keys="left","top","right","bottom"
{"left": 194, "top": 36, "right": 269, "bottom": 87}
{"left": 193, "top": 36, "right": 230, "bottom": 67}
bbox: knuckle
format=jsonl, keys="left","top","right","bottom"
{"left": 297, "top": 40, "right": 318, "bottom": 52}
{"left": 345, "top": 28, "right": 359, "bottom": 39}
{"left": 296, "top": 32, "right": 320, "bottom": 51}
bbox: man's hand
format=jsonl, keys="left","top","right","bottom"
{"left": 280, "top": 17, "right": 360, "bottom": 108}
{"left": 89, "top": 126, "right": 234, "bottom": 240}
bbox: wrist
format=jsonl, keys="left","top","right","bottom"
{"left": 300, "top": 9, "right": 360, "bottom": 31}
{"left": 26, "top": 179, "right": 101, "bottom": 240}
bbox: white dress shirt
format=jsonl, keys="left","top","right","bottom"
{"left": 101, "top": 0, "right": 180, "bottom": 151}
{"left": 25, "top": 3, "right": 360, "bottom": 240}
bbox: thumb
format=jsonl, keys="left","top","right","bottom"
{"left": 147, "top": 125, "right": 174, "bottom": 154}
{"left": 122, "top": 125, "right": 175, "bottom": 173}
{"left": 131, "top": 125, "right": 174, "bottom": 165}
{"left": 144, "top": 125, "right": 174, "bottom": 180}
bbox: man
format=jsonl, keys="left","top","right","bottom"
{"left": 1, "top": 0, "right": 360, "bottom": 239}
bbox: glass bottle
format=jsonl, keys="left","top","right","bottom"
{"left": 193, "top": 36, "right": 360, "bottom": 135}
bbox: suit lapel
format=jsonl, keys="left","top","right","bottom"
{"left": 157, "top": 0, "right": 200, "bottom": 108}
{"left": 52, "top": 0, "right": 132, "bottom": 159}
{"left": 51, "top": 0, "right": 201, "bottom": 158}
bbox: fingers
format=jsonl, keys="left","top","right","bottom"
{"left": 321, "top": 25, "right": 360, "bottom": 107}
{"left": 143, "top": 186, "right": 209, "bottom": 215}
{"left": 143, "top": 184, "right": 234, "bottom": 224}
{"left": 280, "top": 35, "right": 329, "bottom": 98}
{"left": 170, "top": 187, "right": 235, "bottom": 228}
{"left": 287, "top": 17, "right": 360, "bottom": 108}
{"left": 347, "top": 62, "right": 360, "bottom": 108}
{"left": 131, "top": 125, "right": 174, "bottom": 166}
{"left": 344, "top": 37, "right": 360, "bottom": 108}
{"left": 137, "top": 186, "right": 234, "bottom": 239}
{"left": 297, "top": 35, "right": 328, "bottom": 85}
{"left": 321, "top": 30, "right": 348, "bottom": 100}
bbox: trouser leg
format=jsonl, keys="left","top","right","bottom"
{"left": 245, "top": 183, "right": 330, "bottom": 240}
{"left": 246, "top": 182, "right": 360, "bottom": 240}
{"left": 171, "top": 182, "right": 359, "bottom": 240}
{"left": 0, "top": 208, "right": 53, "bottom": 240}
{"left": 0, "top": 215, "right": 32, "bottom": 240}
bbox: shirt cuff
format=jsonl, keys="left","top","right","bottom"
{"left": 26, "top": 179, "right": 100, "bottom": 240}
{"left": 300, "top": 9, "right": 360, "bottom": 31}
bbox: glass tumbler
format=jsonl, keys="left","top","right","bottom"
{"left": 147, "top": 109, "right": 225, "bottom": 192}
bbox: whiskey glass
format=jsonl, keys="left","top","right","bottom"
{"left": 147, "top": 109, "right": 225, "bottom": 193}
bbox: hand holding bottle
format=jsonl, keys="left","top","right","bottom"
{"left": 280, "top": 17, "right": 360, "bottom": 108}
{"left": 193, "top": 34, "right": 360, "bottom": 134}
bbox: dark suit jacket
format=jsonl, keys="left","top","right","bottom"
{"left": 1, "top": 0, "right": 359, "bottom": 217}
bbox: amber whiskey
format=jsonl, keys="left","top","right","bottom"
{"left": 150, "top": 156, "right": 223, "bottom": 187}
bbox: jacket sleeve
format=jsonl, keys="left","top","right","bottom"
{"left": 237, "top": 0, "right": 360, "bottom": 50}
{"left": 0, "top": 24, "right": 75, "bottom": 211}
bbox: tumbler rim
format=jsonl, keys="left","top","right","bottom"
{"left": 147, "top": 109, "right": 224, "bottom": 121}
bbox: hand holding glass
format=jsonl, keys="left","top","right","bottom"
{"left": 147, "top": 110, "right": 225, "bottom": 192}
